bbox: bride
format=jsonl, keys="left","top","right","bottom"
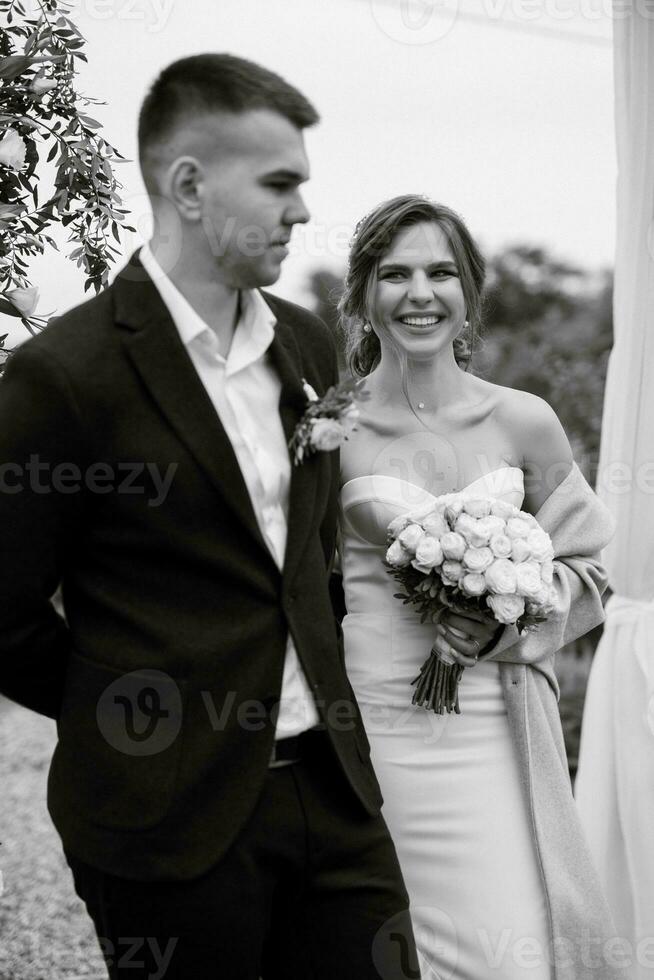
{"left": 337, "top": 195, "right": 620, "bottom": 980}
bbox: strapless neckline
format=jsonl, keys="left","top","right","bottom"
{"left": 340, "top": 466, "right": 524, "bottom": 505}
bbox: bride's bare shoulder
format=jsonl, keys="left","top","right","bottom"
{"left": 480, "top": 382, "right": 574, "bottom": 508}
{"left": 490, "top": 384, "right": 565, "bottom": 442}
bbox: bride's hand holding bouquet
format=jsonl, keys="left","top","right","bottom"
{"left": 385, "top": 492, "right": 556, "bottom": 714}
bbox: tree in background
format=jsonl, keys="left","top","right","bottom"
{"left": 307, "top": 267, "right": 346, "bottom": 371}
{"left": 478, "top": 245, "right": 613, "bottom": 483}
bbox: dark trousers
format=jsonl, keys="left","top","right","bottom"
{"left": 65, "top": 732, "right": 419, "bottom": 980}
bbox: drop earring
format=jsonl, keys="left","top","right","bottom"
{"left": 363, "top": 323, "right": 372, "bottom": 334}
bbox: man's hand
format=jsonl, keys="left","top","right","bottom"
{"left": 432, "top": 608, "right": 502, "bottom": 668}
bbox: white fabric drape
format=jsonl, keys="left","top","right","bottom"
{"left": 576, "top": 6, "right": 654, "bottom": 975}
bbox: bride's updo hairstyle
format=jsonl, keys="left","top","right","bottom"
{"left": 339, "top": 195, "right": 486, "bottom": 378}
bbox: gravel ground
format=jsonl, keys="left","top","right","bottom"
{"left": 0, "top": 697, "right": 104, "bottom": 980}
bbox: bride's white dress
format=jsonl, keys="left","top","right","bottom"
{"left": 340, "top": 467, "right": 552, "bottom": 980}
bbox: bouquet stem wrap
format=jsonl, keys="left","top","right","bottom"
{"left": 412, "top": 646, "right": 464, "bottom": 714}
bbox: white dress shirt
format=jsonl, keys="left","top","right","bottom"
{"left": 140, "top": 244, "right": 319, "bottom": 737}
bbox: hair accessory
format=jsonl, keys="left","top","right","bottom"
{"left": 464, "top": 320, "right": 470, "bottom": 329}
{"left": 363, "top": 322, "right": 372, "bottom": 334}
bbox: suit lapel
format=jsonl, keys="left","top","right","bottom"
{"left": 113, "top": 252, "right": 272, "bottom": 560}
{"left": 265, "top": 302, "right": 321, "bottom": 586}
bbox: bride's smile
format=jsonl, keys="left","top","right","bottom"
{"left": 374, "top": 220, "right": 467, "bottom": 359}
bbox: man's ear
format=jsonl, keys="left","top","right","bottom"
{"left": 165, "top": 156, "right": 204, "bottom": 222}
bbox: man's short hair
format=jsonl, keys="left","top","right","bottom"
{"left": 138, "top": 53, "right": 319, "bottom": 179}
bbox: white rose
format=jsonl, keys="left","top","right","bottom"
{"left": 460, "top": 572, "right": 487, "bottom": 597}
{"left": 441, "top": 560, "right": 464, "bottom": 586}
{"left": 422, "top": 511, "right": 449, "bottom": 538}
{"left": 454, "top": 512, "right": 478, "bottom": 543}
{"left": 387, "top": 513, "right": 411, "bottom": 538}
{"left": 526, "top": 586, "right": 555, "bottom": 617}
{"left": 526, "top": 528, "right": 554, "bottom": 562}
{"left": 440, "top": 531, "right": 467, "bottom": 561}
{"left": 487, "top": 593, "right": 526, "bottom": 625}
{"left": 309, "top": 418, "right": 345, "bottom": 452}
{"left": 540, "top": 559, "right": 554, "bottom": 585}
{"left": 484, "top": 558, "right": 518, "bottom": 594}
{"left": 386, "top": 539, "right": 411, "bottom": 568}
{"left": 413, "top": 535, "right": 444, "bottom": 571}
{"left": 490, "top": 499, "right": 518, "bottom": 521}
{"left": 483, "top": 515, "right": 508, "bottom": 537}
{"left": 515, "top": 561, "right": 544, "bottom": 599}
{"left": 31, "top": 76, "right": 58, "bottom": 95}
{"left": 511, "top": 539, "right": 532, "bottom": 563}
{"left": 0, "top": 129, "right": 27, "bottom": 171}
{"left": 462, "top": 497, "right": 492, "bottom": 519}
{"left": 398, "top": 523, "right": 424, "bottom": 554}
{"left": 490, "top": 533, "right": 513, "bottom": 559}
{"left": 473, "top": 515, "right": 507, "bottom": 545}
{"left": 530, "top": 583, "right": 555, "bottom": 610}
{"left": 517, "top": 509, "right": 539, "bottom": 528}
{"left": 4, "top": 285, "right": 39, "bottom": 316}
{"left": 445, "top": 499, "right": 465, "bottom": 525}
{"left": 463, "top": 546, "right": 494, "bottom": 573}
{"left": 506, "top": 517, "right": 531, "bottom": 541}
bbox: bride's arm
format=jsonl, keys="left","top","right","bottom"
{"left": 515, "top": 390, "right": 574, "bottom": 516}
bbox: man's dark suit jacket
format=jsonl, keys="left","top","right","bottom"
{"left": 0, "top": 252, "right": 382, "bottom": 880}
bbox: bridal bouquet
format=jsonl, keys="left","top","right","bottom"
{"left": 384, "top": 493, "right": 556, "bottom": 714}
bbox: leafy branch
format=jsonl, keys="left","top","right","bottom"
{"left": 0, "top": 0, "right": 135, "bottom": 367}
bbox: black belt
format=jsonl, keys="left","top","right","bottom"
{"left": 269, "top": 728, "right": 321, "bottom": 769}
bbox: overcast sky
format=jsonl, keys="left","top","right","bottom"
{"left": 4, "top": 0, "right": 615, "bottom": 344}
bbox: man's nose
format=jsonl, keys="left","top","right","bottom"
{"left": 285, "top": 190, "right": 310, "bottom": 226}
{"left": 407, "top": 271, "right": 433, "bottom": 303}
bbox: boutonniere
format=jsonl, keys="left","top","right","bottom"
{"left": 289, "top": 377, "right": 369, "bottom": 465}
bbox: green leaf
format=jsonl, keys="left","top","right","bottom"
{"left": 0, "top": 203, "right": 27, "bottom": 220}
{"left": 0, "top": 297, "right": 23, "bottom": 317}
{"left": 0, "top": 55, "right": 34, "bottom": 80}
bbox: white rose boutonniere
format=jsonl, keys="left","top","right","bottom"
{"left": 289, "top": 376, "right": 369, "bottom": 465}
{"left": 310, "top": 418, "right": 345, "bottom": 452}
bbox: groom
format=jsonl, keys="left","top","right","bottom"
{"left": 0, "top": 55, "right": 419, "bottom": 978}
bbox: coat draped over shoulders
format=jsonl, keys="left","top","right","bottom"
{"left": 484, "top": 463, "right": 622, "bottom": 979}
